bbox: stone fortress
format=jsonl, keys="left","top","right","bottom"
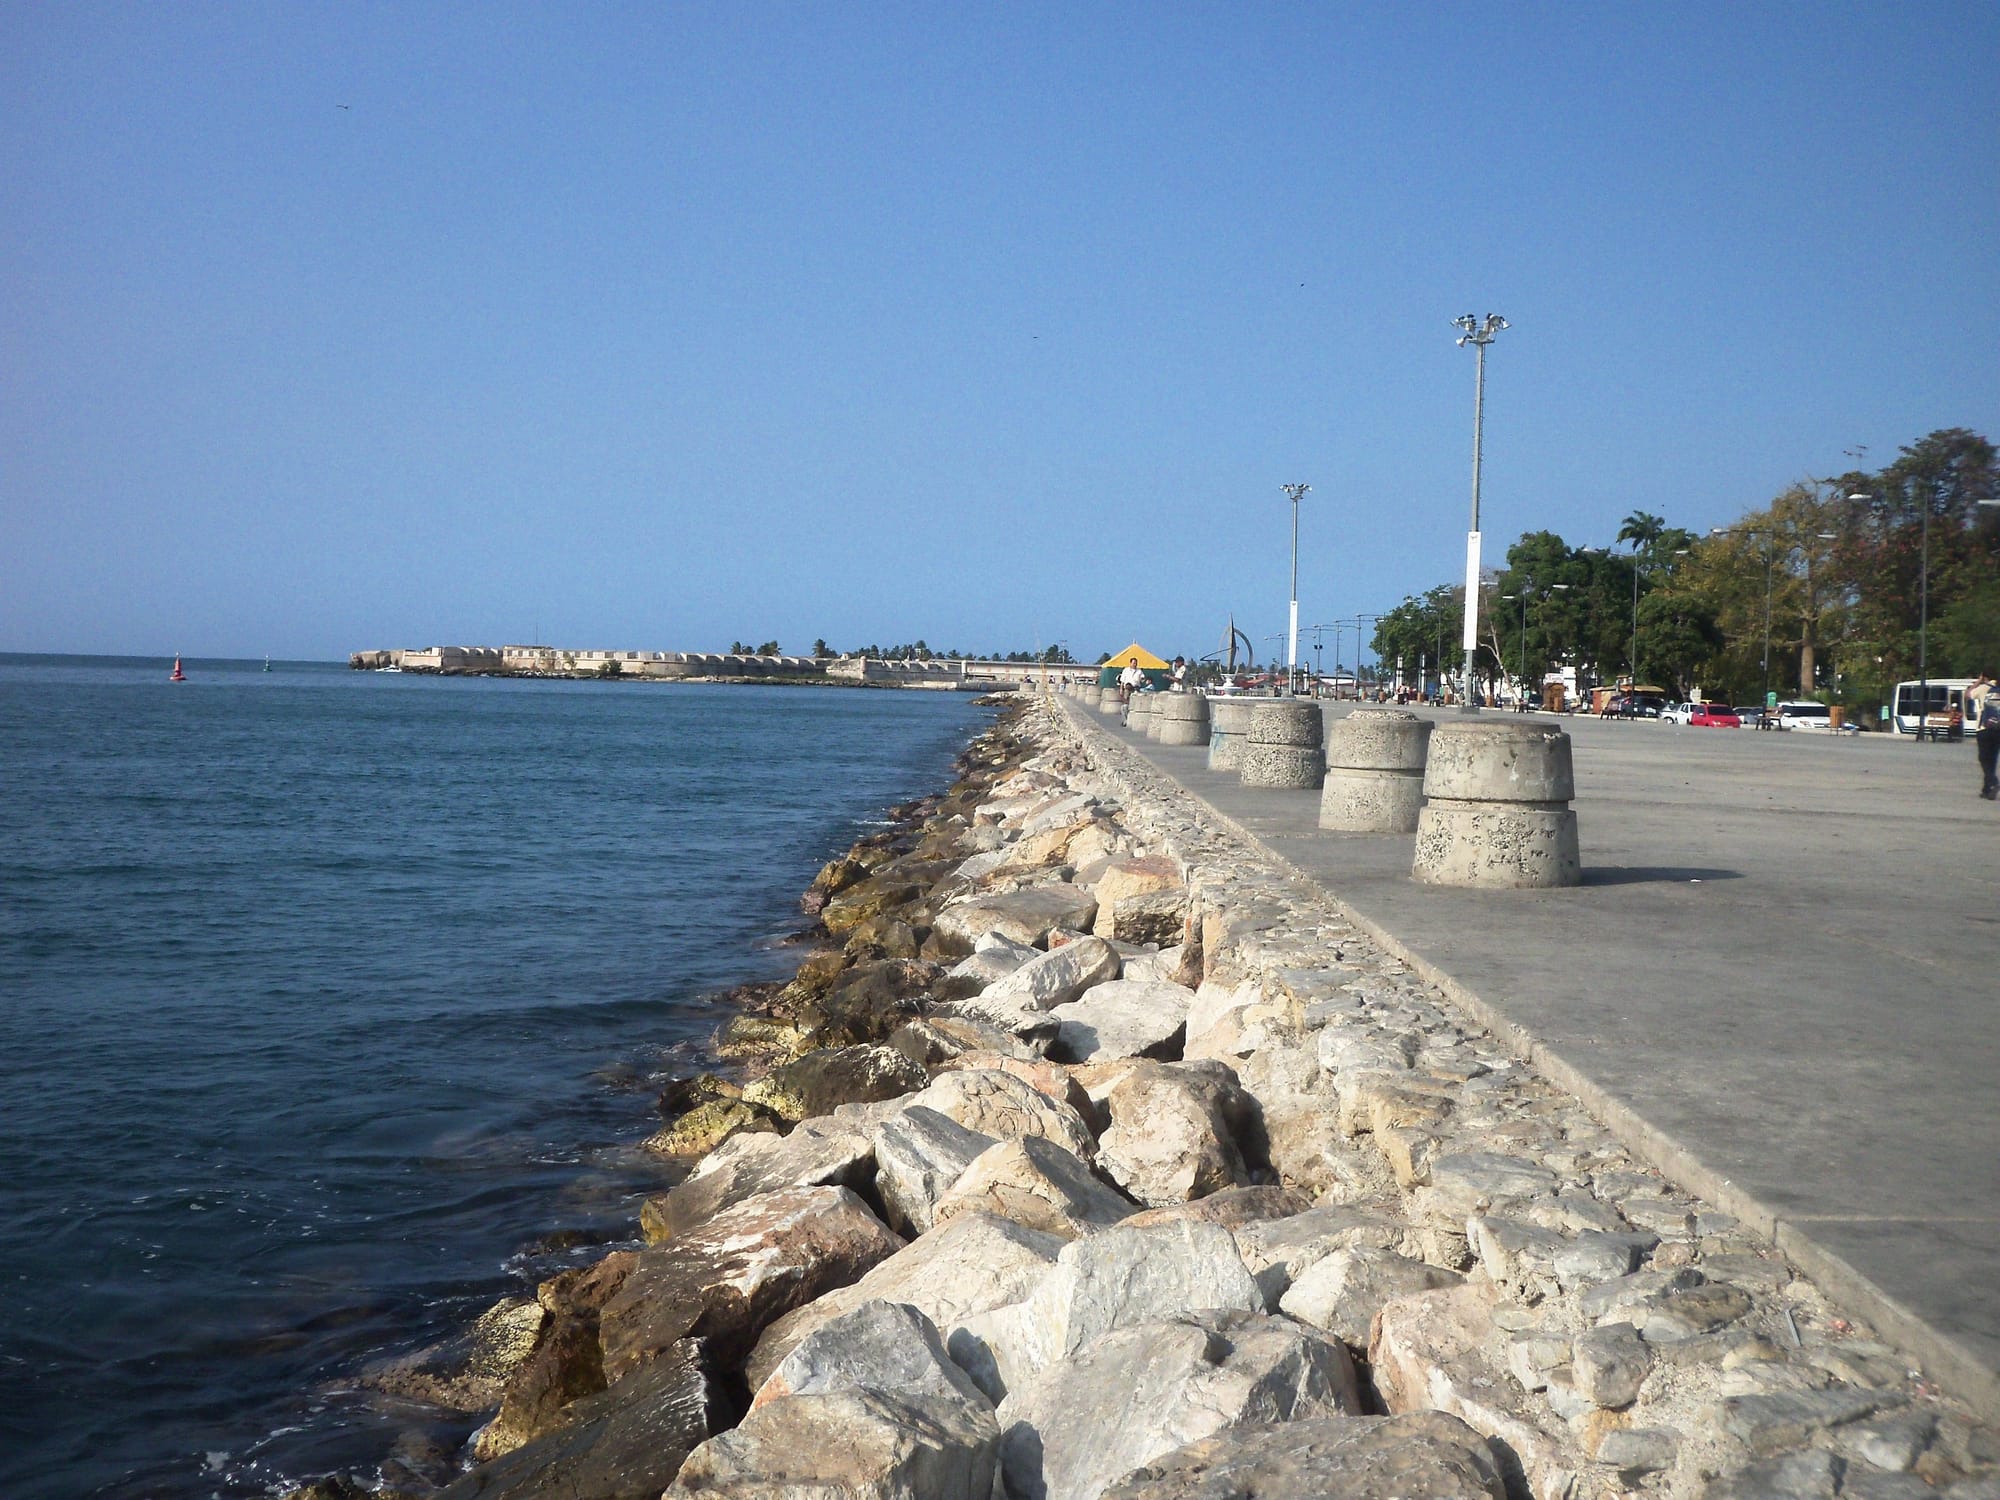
{"left": 347, "top": 645, "right": 1103, "bottom": 689}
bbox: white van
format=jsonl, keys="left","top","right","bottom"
{"left": 1774, "top": 700, "right": 1839, "bottom": 733}
{"left": 1890, "top": 679, "right": 1973, "bottom": 738}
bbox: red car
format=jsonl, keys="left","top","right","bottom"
{"left": 1689, "top": 702, "right": 1741, "bottom": 728}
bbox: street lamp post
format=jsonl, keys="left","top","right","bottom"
{"left": 1282, "top": 484, "right": 1309, "bottom": 696}
{"left": 1355, "top": 613, "right": 1385, "bottom": 699}
{"left": 1454, "top": 314, "right": 1507, "bottom": 710}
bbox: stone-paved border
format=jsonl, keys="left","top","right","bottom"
{"left": 1045, "top": 691, "right": 2000, "bottom": 1436}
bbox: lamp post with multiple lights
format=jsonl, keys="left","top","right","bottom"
{"left": 1454, "top": 314, "right": 1507, "bottom": 710}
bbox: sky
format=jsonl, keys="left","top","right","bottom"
{"left": 3, "top": 4, "right": 1996, "bottom": 666}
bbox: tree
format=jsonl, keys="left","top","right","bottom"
{"left": 756, "top": 640, "right": 781, "bottom": 656}
{"left": 812, "top": 638, "right": 832, "bottom": 658}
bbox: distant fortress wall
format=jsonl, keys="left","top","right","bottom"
{"left": 350, "top": 647, "right": 1097, "bottom": 688}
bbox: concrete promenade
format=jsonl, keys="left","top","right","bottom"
{"left": 1080, "top": 697, "right": 2000, "bottom": 1417}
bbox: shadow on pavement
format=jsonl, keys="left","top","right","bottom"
{"left": 1578, "top": 866, "right": 1744, "bottom": 886}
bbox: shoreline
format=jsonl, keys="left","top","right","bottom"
{"left": 289, "top": 690, "right": 1999, "bottom": 1500}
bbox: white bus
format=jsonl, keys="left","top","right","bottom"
{"left": 1890, "top": 678, "right": 1975, "bottom": 738}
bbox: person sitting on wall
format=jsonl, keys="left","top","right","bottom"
{"left": 1118, "top": 661, "right": 1144, "bottom": 703}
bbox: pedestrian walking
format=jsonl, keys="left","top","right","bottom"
{"left": 1972, "top": 672, "right": 2000, "bottom": 801}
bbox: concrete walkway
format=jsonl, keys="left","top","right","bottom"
{"left": 1079, "top": 698, "right": 2000, "bottom": 1417}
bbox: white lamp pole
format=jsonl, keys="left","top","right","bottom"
{"left": 1283, "top": 483, "right": 1309, "bottom": 695}
{"left": 1454, "top": 314, "right": 1507, "bottom": 709}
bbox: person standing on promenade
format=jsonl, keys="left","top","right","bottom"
{"left": 1118, "top": 661, "right": 1144, "bottom": 704}
{"left": 1971, "top": 673, "right": 2000, "bottom": 800}
{"left": 1171, "top": 655, "right": 1188, "bottom": 690}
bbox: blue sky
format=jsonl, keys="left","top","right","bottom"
{"left": 4, "top": 4, "right": 1995, "bottom": 665}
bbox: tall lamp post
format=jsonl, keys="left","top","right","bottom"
{"left": 1454, "top": 314, "right": 1508, "bottom": 709}
{"left": 1306, "top": 624, "right": 1336, "bottom": 697}
{"left": 1355, "top": 613, "right": 1385, "bottom": 699}
{"left": 1282, "top": 483, "right": 1310, "bottom": 696}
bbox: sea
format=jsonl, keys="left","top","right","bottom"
{"left": 0, "top": 654, "right": 991, "bottom": 1499}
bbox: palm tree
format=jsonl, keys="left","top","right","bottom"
{"left": 1617, "top": 510, "right": 1667, "bottom": 555}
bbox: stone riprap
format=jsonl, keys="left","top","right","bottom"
{"left": 1412, "top": 719, "right": 1582, "bottom": 888}
{"left": 1207, "top": 695, "right": 1257, "bottom": 773}
{"left": 302, "top": 689, "right": 1997, "bottom": 1500}
{"left": 1239, "top": 698, "right": 1326, "bottom": 789}
{"left": 1321, "top": 707, "right": 1434, "bottom": 833}
{"left": 1154, "top": 691, "right": 1210, "bottom": 748}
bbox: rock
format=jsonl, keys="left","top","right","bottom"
{"left": 740, "top": 1043, "right": 929, "bottom": 1123}
{"left": 537, "top": 1251, "right": 638, "bottom": 1318}
{"left": 996, "top": 1310, "right": 1361, "bottom": 1500}
{"left": 1233, "top": 1204, "right": 1406, "bottom": 1305}
{"left": 930, "top": 885, "right": 1100, "bottom": 955}
{"left": 821, "top": 875, "right": 926, "bottom": 936}
{"left": 1717, "top": 1386, "right": 1903, "bottom": 1457}
{"left": 1428, "top": 1151, "right": 1559, "bottom": 1207}
{"left": 1096, "top": 1060, "right": 1253, "bottom": 1206}
{"left": 1099, "top": 1410, "right": 1507, "bottom": 1500}
{"left": 1280, "top": 1247, "right": 1463, "bottom": 1346}
{"left": 601, "top": 1185, "right": 904, "bottom": 1382}
{"left": 1468, "top": 1214, "right": 1572, "bottom": 1299}
{"left": 1089, "top": 856, "right": 1184, "bottom": 939}
{"left": 1595, "top": 1425, "right": 1680, "bottom": 1479}
{"left": 751, "top": 1299, "right": 989, "bottom": 1411}
{"left": 1842, "top": 1411, "right": 1937, "bottom": 1473}
{"left": 747, "top": 1213, "right": 1064, "bottom": 1391}
{"left": 1105, "top": 888, "right": 1189, "bottom": 947}
{"left": 955, "top": 938, "right": 1121, "bottom": 1033}
{"left": 1705, "top": 1448, "right": 1842, "bottom": 1500}
{"left": 872, "top": 1106, "right": 997, "bottom": 1235}
{"left": 1370, "top": 1282, "right": 1584, "bottom": 1500}
{"left": 637, "top": 1118, "right": 874, "bottom": 1243}
{"left": 1572, "top": 1321, "right": 1652, "bottom": 1408}
{"left": 790, "top": 958, "right": 943, "bottom": 1047}
{"left": 903, "top": 1068, "right": 1097, "bottom": 1160}
{"left": 667, "top": 1388, "right": 999, "bottom": 1499}
{"left": 948, "top": 931, "right": 1040, "bottom": 987}
{"left": 712, "top": 1012, "right": 809, "bottom": 1062}
{"left": 473, "top": 1313, "right": 605, "bottom": 1460}
{"left": 643, "top": 1097, "right": 785, "bottom": 1158}
{"left": 283, "top": 1480, "right": 370, "bottom": 1500}
{"left": 437, "top": 1340, "right": 722, "bottom": 1500}
{"left": 361, "top": 1296, "right": 547, "bottom": 1412}
{"left": 1120, "top": 1184, "right": 1310, "bottom": 1231}
{"left": 935, "top": 1052, "right": 1095, "bottom": 1119}
{"left": 843, "top": 913, "right": 922, "bottom": 959}
{"left": 932, "top": 1135, "right": 1136, "bottom": 1240}
{"left": 1046, "top": 979, "right": 1193, "bottom": 1063}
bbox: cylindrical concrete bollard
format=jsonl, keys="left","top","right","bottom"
{"left": 1412, "top": 720, "right": 1581, "bottom": 887}
{"left": 1127, "top": 693, "right": 1157, "bottom": 733}
{"left": 1239, "top": 700, "right": 1325, "bottom": 789}
{"left": 1321, "top": 709, "right": 1434, "bottom": 832}
{"left": 1207, "top": 697, "right": 1257, "bottom": 772}
{"left": 1156, "top": 692, "right": 1210, "bottom": 746}
{"left": 1097, "top": 687, "right": 1121, "bottom": 716}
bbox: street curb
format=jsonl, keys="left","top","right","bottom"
{"left": 1055, "top": 694, "right": 2000, "bottom": 1424}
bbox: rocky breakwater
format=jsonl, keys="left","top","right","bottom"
{"left": 294, "top": 693, "right": 2000, "bottom": 1500}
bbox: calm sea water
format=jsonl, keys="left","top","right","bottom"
{"left": 0, "top": 655, "right": 987, "bottom": 1499}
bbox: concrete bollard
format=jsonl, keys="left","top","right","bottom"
{"left": 1097, "top": 686, "right": 1121, "bottom": 716}
{"left": 1239, "top": 700, "right": 1325, "bottom": 789}
{"left": 1207, "top": 697, "right": 1257, "bottom": 772}
{"left": 1321, "top": 709, "right": 1434, "bottom": 832}
{"left": 1156, "top": 692, "right": 1210, "bottom": 746}
{"left": 1412, "top": 720, "right": 1581, "bottom": 888}
{"left": 1126, "top": 693, "right": 1157, "bottom": 733}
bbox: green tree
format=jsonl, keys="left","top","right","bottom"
{"left": 756, "top": 640, "right": 781, "bottom": 656}
{"left": 811, "top": 638, "right": 832, "bottom": 658}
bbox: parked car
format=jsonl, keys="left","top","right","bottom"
{"left": 1774, "top": 700, "right": 1852, "bottom": 733}
{"left": 1660, "top": 701, "right": 1695, "bottom": 725}
{"left": 1733, "top": 705, "right": 1767, "bottom": 729}
{"left": 1689, "top": 702, "right": 1740, "bottom": 727}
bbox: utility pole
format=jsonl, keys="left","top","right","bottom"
{"left": 1283, "top": 484, "right": 1309, "bottom": 695}
{"left": 1454, "top": 314, "right": 1507, "bottom": 710}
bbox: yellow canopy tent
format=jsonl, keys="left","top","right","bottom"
{"left": 1098, "top": 642, "right": 1172, "bottom": 690}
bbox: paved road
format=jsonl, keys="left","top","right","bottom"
{"left": 1082, "top": 699, "right": 1999, "bottom": 1416}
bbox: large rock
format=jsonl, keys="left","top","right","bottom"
{"left": 948, "top": 931, "right": 1040, "bottom": 988}
{"left": 821, "top": 873, "right": 926, "bottom": 936}
{"left": 1089, "top": 856, "right": 1183, "bottom": 939}
{"left": 437, "top": 1339, "right": 723, "bottom": 1500}
{"left": 667, "top": 1388, "right": 999, "bottom": 1499}
{"left": 1047, "top": 979, "right": 1193, "bottom": 1064}
{"left": 872, "top": 1106, "right": 998, "bottom": 1236}
{"left": 1099, "top": 1410, "right": 1508, "bottom": 1500}
{"left": 600, "top": 1186, "right": 904, "bottom": 1381}
{"left": 952, "top": 938, "right": 1120, "bottom": 1034}
{"left": 1370, "top": 1282, "right": 1584, "bottom": 1500}
{"left": 903, "top": 1068, "right": 1097, "bottom": 1160}
{"left": 1233, "top": 1204, "right": 1407, "bottom": 1305}
{"left": 740, "top": 1043, "right": 928, "bottom": 1124}
{"left": 1103, "top": 889, "right": 1190, "bottom": 947}
{"left": 363, "top": 1296, "right": 546, "bottom": 1411}
{"left": 751, "top": 1299, "right": 990, "bottom": 1411}
{"left": 935, "top": 1052, "right": 1095, "bottom": 1120}
{"left": 643, "top": 1097, "right": 785, "bottom": 1159}
{"left": 747, "top": 1213, "right": 1065, "bottom": 1391}
{"left": 930, "top": 885, "right": 1100, "bottom": 955}
{"left": 1281, "top": 1246, "right": 1463, "bottom": 1347}
{"left": 1096, "top": 1060, "right": 1254, "bottom": 1206}
{"left": 1120, "top": 1184, "right": 1311, "bottom": 1232}
{"left": 932, "top": 1135, "right": 1136, "bottom": 1241}
{"left": 637, "top": 1118, "right": 874, "bottom": 1243}
{"left": 790, "top": 958, "right": 943, "bottom": 1047}
{"left": 996, "top": 1310, "right": 1361, "bottom": 1500}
